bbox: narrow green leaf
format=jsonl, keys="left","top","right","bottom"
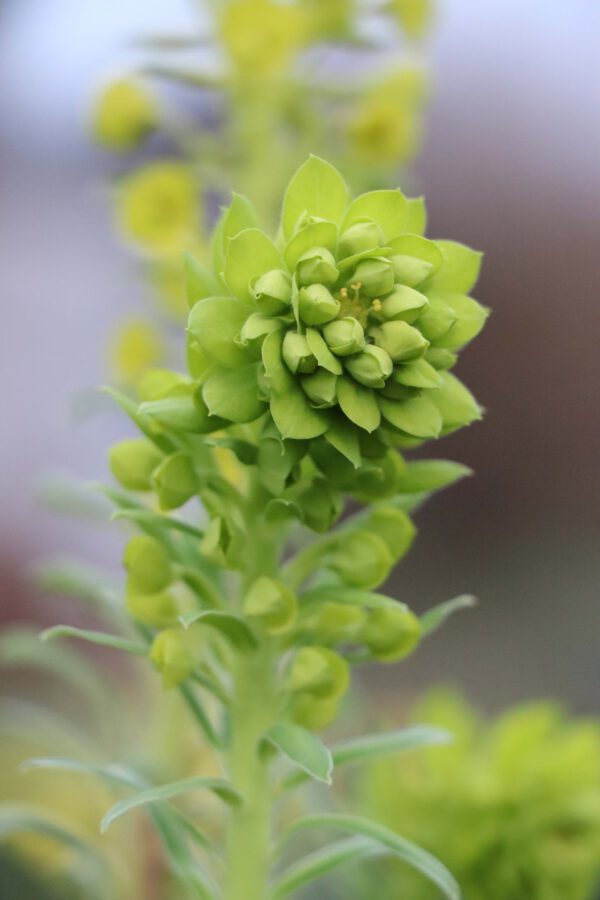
{"left": 331, "top": 725, "right": 450, "bottom": 767}
{"left": 179, "top": 610, "right": 257, "bottom": 650}
{"left": 305, "top": 328, "right": 342, "bottom": 375}
{"left": 282, "top": 156, "right": 349, "bottom": 239}
{"left": 101, "top": 386, "right": 174, "bottom": 452}
{"left": 279, "top": 814, "right": 461, "bottom": 900}
{"left": 421, "top": 594, "right": 477, "bottom": 636}
{"left": 101, "top": 775, "right": 241, "bottom": 833}
{"left": 271, "top": 835, "right": 377, "bottom": 898}
{"left": 0, "top": 804, "right": 106, "bottom": 871}
{"left": 40, "top": 625, "right": 147, "bottom": 656}
{"left": 112, "top": 507, "right": 204, "bottom": 538}
{"left": 31, "top": 557, "right": 119, "bottom": 609}
{"left": 266, "top": 723, "right": 333, "bottom": 785}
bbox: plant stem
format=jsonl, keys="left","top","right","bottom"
{"left": 223, "top": 650, "right": 275, "bottom": 900}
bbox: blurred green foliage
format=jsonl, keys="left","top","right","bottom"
{"left": 357, "top": 691, "right": 600, "bottom": 900}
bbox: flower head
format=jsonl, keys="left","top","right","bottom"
{"left": 187, "top": 156, "right": 487, "bottom": 471}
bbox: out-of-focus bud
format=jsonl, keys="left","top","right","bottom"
{"left": 108, "top": 438, "right": 162, "bottom": 491}
{"left": 360, "top": 605, "right": 421, "bottom": 661}
{"left": 338, "top": 219, "right": 384, "bottom": 258}
{"left": 282, "top": 332, "right": 318, "bottom": 374}
{"left": 432, "top": 372, "right": 483, "bottom": 434}
{"left": 344, "top": 345, "right": 393, "bottom": 388}
{"left": 243, "top": 576, "right": 297, "bottom": 633}
{"left": 302, "top": 601, "right": 366, "bottom": 644}
{"left": 300, "top": 369, "right": 338, "bottom": 407}
{"left": 297, "top": 284, "right": 340, "bottom": 325}
{"left": 417, "top": 295, "right": 457, "bottom": 341}
{"left": 350, "top": 257, "right": 395, "bottom": 299}
{"left": 150, "top": 626, "right": 203, "bottom": 688}
{"left": 152, "top": 452, "right": 198, "bottom": 510}
{"left": 123, "top": 535, "right": 172, "bottom": 594}
{"left": 92, "top": 78, "right": 157, "bottom": 151}
{"left": 125, "top": 590, "right": 178, "bottom": 629}
{"left": 370, "top": 320, "right": 429, "bottom": 362}
{"left": 296, "top": 247, "right": 339, "bottom": 287}
{"left": 328, "top": 530, "right": 393, "bottom": 589}
{"left": 379, "top": 285, "right": 429, "bottom": 323}
{"left": 250, "top": 269, "right": 292, "bottom": 315}
{"left": 291, "top": 693, "right": 340, "bottom": 732}
{"left": 297, "top": 479, "right": 343, "bottom": 533}
{"left": 322, "top": 317, "right": 365, "bottom": 357}
{"left": 288, "top": 646, "right": 350, "bottom": 700}
{"left": 424, "top": 347, "right": 458, "bottom": 370}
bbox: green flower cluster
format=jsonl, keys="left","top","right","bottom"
{"left": 358, "top": 692, "right": 600, "bottom": 900}
{"left": 187, "top": 156, "right": 487, "bottom": 468}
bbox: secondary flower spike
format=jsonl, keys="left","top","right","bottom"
{"left": 185, "top": 156, "right": 487, "bottom": 465}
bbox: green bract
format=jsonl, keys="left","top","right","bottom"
{"left": 185, "top": 156, "right": 487, "bottom": 462}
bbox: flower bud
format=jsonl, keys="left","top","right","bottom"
{"left": 125, "top": 590, "right": 178, "bottom": 629}
{"left": 282, "top": 331, "right": 318, "bottom": 374}
{"left": 302, "top": 602, "right": 365, "bottom": 644}
{"left": 379, "top": 285, "right": 429, "bottom": 323}
{"left": 417, "top": 295, "right": 457, "bottom": 341}
{"left": 425, "top": 348, "right": 458, "bottom": 370}
{"left": 301, "top": 369, "right": 338, "bottom": 407}
{"left": 370, "top": 320, "right": 429, "bottom": 362}
{"left": 329, "top": 530, "right": 393, "bottom": 589}
{"left": 389, "top": 254, "right": 435, "bottom": 288}
{"left": 243, "top": 576, "right": 297, "bottom": 633}
{"left": 92, "top": 79, "right": 156, "bottom": 152}
{"left": 150, "top": 626, "right": 203, "bottom": 689}
{"left": 152, "top": 452, "right": 198, "bottom": 510}
{"left": 288, "top": 646, "right": 349, "bottom": 700}
{"left": 296, "top": 247, "right": 339, "bottom": 287}
{"left": 322, "top": 317, "right": 365, "bottom": 357}
{"left": 360, "top": 606, "right": 421, "bottom": 662}
{"left": 250, "top": 269, "right": 292, "bottom": 315}
{"left": 123, "top": 535, "right": 172, "bottom": 594}
{"left": 109, "top": 438, "right": 162, "bottom": 491}
{"left": 297, "top": 479, "right": 343, "bottom": 533}
{"left": 238, "top": 313, "right": 282, "bottom": 357}
{"left": 350, "top": 257, "right": 395, "bottom": 299}
{"left": 344, "top": 345, "right": 393, "bottom": 388}
{"left": 338, "top": 219, "right": 383, "bottom": 257}
{"left": 291, "top": 694, "right": 340, "bottom": 732}
{"left": 297, "top": 284, "right": 340, "bottom": 326}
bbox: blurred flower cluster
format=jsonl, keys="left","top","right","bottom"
{"left": 90, "top": 0, "right": 435, "bottom": 383}
{"left": 356, "top": 691, "right": 600, "bottom": 900}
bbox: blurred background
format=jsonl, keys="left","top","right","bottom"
{"left": 1, "top": 0, "right": 598, "bottom": 712}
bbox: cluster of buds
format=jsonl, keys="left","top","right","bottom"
{"left": 188, "top": 156, "right": 487, "bottom": 464}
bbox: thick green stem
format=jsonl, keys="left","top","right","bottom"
{"left": 224, "top": 650, "right": 275, "bottom": 900}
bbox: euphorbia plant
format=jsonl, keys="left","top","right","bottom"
{"left": 36, "top": 155, "right": 487, "bottom": 900}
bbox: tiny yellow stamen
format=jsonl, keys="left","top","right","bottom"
{"left": 371, "top": 298, "right": 382, "bottom": 312}
{"left": 339, "top": 287, "right": 348, "bottom": 298}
